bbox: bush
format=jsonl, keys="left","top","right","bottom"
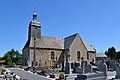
{"left": 1, "top": 68, "right": 6, "bottom": 74}
{"left": 1, "top": 68, "right": 6, "bottom": 72}
{"left": 47, "top": 66, "right": 52, "bottom": 69}
{"left": 59, "top": 73, "right": 64, "bottom": 79}
{"left": 10, "top": 72, "right": 14, "bottom": 75}
{"left": 12, "top": 62, "right": 16, "bottom": 67}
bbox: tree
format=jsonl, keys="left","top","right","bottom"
{"left": 105, "top": 47, "right": 117, "bottom": 60}
{"left": 2, "top": 49, "right": 22, "bottom": 66}
{"left": 116, "top": 51, "right": 120, "bottom": 61}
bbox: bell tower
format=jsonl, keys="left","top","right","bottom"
{"left": 28, "top": 10, "right": 41, "bottom": 40}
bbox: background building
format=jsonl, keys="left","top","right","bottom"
{"left": 96, "top": 53, "right": 108, "bottom": 65}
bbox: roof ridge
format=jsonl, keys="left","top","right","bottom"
{"left": 42, "top": 35, "right": 64, "bottom": 39}
{"left": 64, "top": 33, "right": 78, "bottom": 39}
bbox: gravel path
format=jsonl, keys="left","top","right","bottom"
{"left": 7, "top": 68, "right": 51, "bottom": 80}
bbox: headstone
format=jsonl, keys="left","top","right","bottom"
{"left": 81, "top": 57, "right": 85, "bottom": 68}
{"left": 115, "top": 63, "right": 120, "bottom": 78}
{"left": 84, "top": 61, "right": 88, "bottom": 66}
{"left": 112, "top": 61, "right": 116, "bottom": 70}
{"left": 75, "top": 67, "right": 84, "bottom": 74}
{"left": 65, "top": 51, "right": 71, "bottom": 74}
{"left": 98, "top": 60, "right": 107, "bottom": 76}
{"left": 84, "top": 64, "right": 92, "bottom": 73}
{"left": 90, "top": 59, "right": 96, "bottom": 66}
{"left": 71, "top": 62, "right": 74, "bottom": 69}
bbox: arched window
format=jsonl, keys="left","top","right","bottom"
{"left": 51, "top": 51, "right": 55, "bottom": 61}
{"left": 39, "top": 60, "right": 42, "bottom": 67}
{"left": 77, "top": 51, "right": 80, "bottom": 61}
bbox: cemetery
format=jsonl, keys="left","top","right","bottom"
{"left": 1, "top": 55, "right": 120, "bottom": 80}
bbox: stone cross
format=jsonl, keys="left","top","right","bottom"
{"left": 32, "top": 36, "right": 37, "bottom": 72}
{"left": 81, "top": 57, "right": 85, "bottom": 68}
{"left": 65, "top": 50, "right": 71, "bottom": 74}
{"left": 32, "top": 37, "right": 37, "bottom": 67}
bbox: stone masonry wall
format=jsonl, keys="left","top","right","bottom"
{"left": 69, "top": 35, "right": 87, "bottom": 63}
{"left": 29, "top": 48, "right": 63, "bottom": 67}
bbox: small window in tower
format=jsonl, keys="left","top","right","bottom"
{"left": 35, "top": 27, "right": 37, "bottom": 29}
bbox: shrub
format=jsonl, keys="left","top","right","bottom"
{"left": 10, "top": 72, "right": 14, "bottom": 75}
{"left": 59, "top": 73, "right": 64, "bottom": 79}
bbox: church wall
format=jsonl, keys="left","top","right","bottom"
{"left": 29, "top": 48, "right": 63, "bottom": 67}
{"left": 87, "top": 52, "right": 96, "bottom": 63}
{"left": 22, "top": 48, "right": 30, "bottom": 66}
{"left": 69, "top": 35, "right": 87, "bottom": 64}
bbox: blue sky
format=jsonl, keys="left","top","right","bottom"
{"left": 0, "top": 0, "right": 120, "bottom": 56}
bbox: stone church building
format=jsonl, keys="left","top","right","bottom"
{"left": 22, "top": 11, "right": 96, "bottom": 69}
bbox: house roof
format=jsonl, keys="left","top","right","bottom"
{"left": 96, "top": 53, "right": 107, "bottom": 57}
{"left": 0, "top": 60, "right": 5, "bottom": 63}
{"left": 83, "top": 41, "right": 96, "bottom": 52}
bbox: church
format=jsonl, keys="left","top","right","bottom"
{"left": 22, "top": 11, "right": 96, "bottom": 69}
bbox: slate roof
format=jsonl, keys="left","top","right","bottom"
{"left": 64, "top": 34, "right": 77, "bottom": 49}
{"left": 23, "top": 33, "right": 95, "bottom": 52}
{"left": 83, "top": 41, "right": 96, "bottom": 52}
{"left": 29, "top": 36, "right": 64, "bottom": 49}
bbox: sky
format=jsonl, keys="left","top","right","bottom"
{"left": 0, "top": 0, "right": 120, "bottom": 56}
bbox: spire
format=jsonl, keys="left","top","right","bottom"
{"left": 33, "top": 9, "right": 37, "bottom": 20}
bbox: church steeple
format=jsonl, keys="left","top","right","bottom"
{"left": 33, "top": 10, "right": 37, "bottom": 20}
{"left": 28, "top": 10, "right": 41, "bottom": 40}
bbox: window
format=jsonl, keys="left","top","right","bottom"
{"left": 77, "top": 51, "right": 80, "bottom": 61}
{"left": 35, "top": 27, "right": 37, "bottom": 29}
{"left": 39, "top": 60, "right": 42, "bottom": 67}
{"left": 87, "top": 53, "right": 89, "bottom": 60}
{"left": 51, "top": 51, "right": 55, "bottom": 61}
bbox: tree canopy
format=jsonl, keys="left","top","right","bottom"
{"left": 105, "top": 47, "right": 116, "bottom": 60}
{"left": 2, "top": 49, "right": 22, "bottom": 67}
{"left": 105, "top": 46, "right": 120, "bottom": 61}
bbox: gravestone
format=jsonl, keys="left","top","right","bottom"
{"left": 112, "top": 61, "right": 116, "bottom": 70}
{"left": 81, "top": 57, "right": 85, "bottom": 68}
{"left": 84, "top": 64, "right": 92, "bottom": 73}
{"left": 98, "top": 60, "right": 107, "bottom": 77}
{"left": 65, "top": 51, "right": 71, "bottom": 74}
{"left": 84, "top": 61, "right": 88, "bottom": 66}
{"left": 115, "top": 63, "right": 120, "bottom": 78}
{"left": 75, "top": 67, "right": 84, "bottom": 74}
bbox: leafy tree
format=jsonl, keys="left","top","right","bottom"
{"left": 116, "top": 51, "right": 120, "bottom": 61}
{"left": 105, "top": 47, "right": 117, "bottom": 60}
{"left": 2, "top": 49, "right": 22, "bottom": 66}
